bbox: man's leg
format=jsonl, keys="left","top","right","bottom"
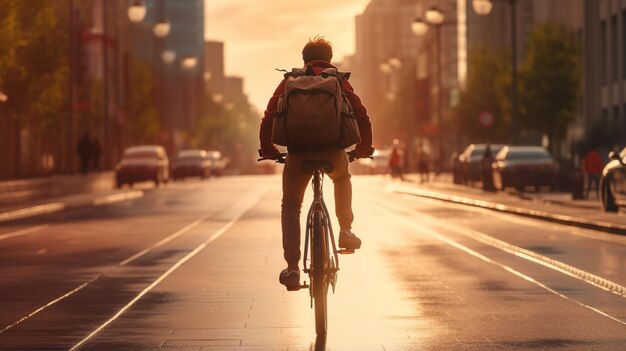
{"left": 327, "top": 150, "right": 353, "bottom": 230}
{"left": 281, "top": 153, "right": 311, "bottom": 268}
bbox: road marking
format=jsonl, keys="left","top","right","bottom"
{"left": 0, "top": 203, "right": 65, "bottom": 222}
{"left": 70, "top": 188, "right": 264, "bottom": 350}
{"left": 93, "top": 190, "right": 143, "bottom": 206}
{"left": 376, "top": 203, "right": 626, "bottom": 326}
{"left": 0, "top": 188, "right": 267, "bottom": 344}
{"left": 0, "top": 225, "right": 49, "bottom": 241}
{"left": 412, "top": 209, "right": 626, "bottom": 299}
{"left": 397, "top": 192, "right": 626, "bottom": 247}
{"left": 118, "top": 215, "right": 211, "bottom": 266}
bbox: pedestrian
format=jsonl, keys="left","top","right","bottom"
{"left": 582, "top": 146, "right": 602, "bottom": 199}
{"left": 389, "top": 144, "right": 404, "bottom": 180}
{"left": 417, "top": 143, "right": 429, "bottom": 183}
{"left": 259, "top": 36, "right": 374, "bottom": 288}
{"left": 481, "top": 144, "right": 496, "bottom": 192}
{"left": 91, "top": 138, "right": 102, "bottom": 172}
{"left": 76, "top": 132, "right": 93, "bottom": 175}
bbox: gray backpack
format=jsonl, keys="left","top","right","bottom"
{"left": 272, "top": 66, "right": 361, "bottom": 149}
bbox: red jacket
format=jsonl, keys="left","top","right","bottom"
{"left": 259, "top": 60, "right": 373, "bottom": 156}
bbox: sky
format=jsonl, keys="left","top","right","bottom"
{"left": 204, "top": 0, "right": 371, "bottom": 112}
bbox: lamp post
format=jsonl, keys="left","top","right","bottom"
{"left": 472, "top": 0, "right": 518, "bottom": 145}
{"left": 127, "top": 0, "right": 147, "bottom": 23}
{"left": 412, "top": 6, "right": 454, "bottom": 173}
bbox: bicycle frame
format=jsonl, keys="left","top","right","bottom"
{"left": 303, "top": 169, "right": 340, "bottom": 287}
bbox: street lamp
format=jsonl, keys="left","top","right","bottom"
{"left": 472, "top": 0, "right": 518, "bottom": 144}
{"left": 153, "top": 20, "right": 171, "bottom": 38}
{"left": 161, "top": 50, "right": 176, "bottom": 64}
{"left": 0, "top": 92, "right": 7, "bottom": 102}
{"left": 412, "top": 6, "right": 455, "bottom": 171}
{"left": 181, "top": 56, "right": 198, "bottom": 70}
{"left": 127, "top": 0, "right": 147, "bottom": 23}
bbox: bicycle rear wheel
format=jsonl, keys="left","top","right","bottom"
{"left": 311, "top": 210, "right": 329, "bottom": 336}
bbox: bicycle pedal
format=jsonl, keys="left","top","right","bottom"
{"left": 337, "top": 248, "right": 355, "bottom": 254}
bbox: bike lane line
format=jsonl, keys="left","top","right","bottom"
{"left": 69, "top": 186, "right": 267, "bottom": 350}
{"left": 373, "top": 202, "right": 626, "bottom": 326}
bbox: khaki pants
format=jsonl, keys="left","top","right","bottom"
{"left": 281, "top": 149, "right": 353, "bottom": 266}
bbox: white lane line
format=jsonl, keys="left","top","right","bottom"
{"left": 394, "top": 201, "right": 626, "bottom": 299}
{"left": 0, "top": 225, "right": 49, "bottom": 241}
{"left": 118, "top": 215, "right": 210, "bottom": 266}
{"left": 93, "top": 191, "right": 143, "bottom": 206}
{"left": 376, "top": 204, "right": 626, "bottom": 326}
{"left": 397, "top": 192, "right": 626, "bottom": 247}
{"left": 70, "top": 189, "right": 263, "bottom": 350}
{"left": 0, "top": 187, "right": 266, "bottom": 335}
{"left": 0, "top": 203, "right": 65, "bottom": 222}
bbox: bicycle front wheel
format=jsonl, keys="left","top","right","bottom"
{"left": 311, "top": 210, "right": 329, "bottom": 336}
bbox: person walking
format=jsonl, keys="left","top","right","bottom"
{"left": 583, "top": 147, "right": 602, "bottom": 199}
{"left": 76, "top": 133, "right": 93, "bottom": 175}
{"left": 389, "top": 145, "right": 404, "bottom": 180}
{"left": 481, "top": 144, "right": 496, "bottom": 192}
{"left": 259, "top": 36, "right": 373, "bottom": 288}
{"left": 91, "top": 138, "right": 102, "bottom": 172}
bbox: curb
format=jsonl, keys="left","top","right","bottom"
{"left": 394, "top": 187, "right": 626, "bottom": 236}
{"left": 0, "top": 190, "right": 143, "bottom": 223}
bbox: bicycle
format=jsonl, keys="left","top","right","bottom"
{"left": 258, "top": 149, "right": 366, "bottom": 336}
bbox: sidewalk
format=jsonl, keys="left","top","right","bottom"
{"left": 395, "top": 173, "right": 626, "bottom": 235}
{"left": 0, "top": 172, "right": 140, "bottom": 223}
{"left": 0, "top": 172, "right": 115, "bottom": 206}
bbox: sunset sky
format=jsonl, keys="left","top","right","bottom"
{"left": 204, "top": 0, "right": 371, "bottom": 112}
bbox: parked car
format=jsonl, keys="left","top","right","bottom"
{"left": 492, "top": 145, "right": 558, "bottom": 191}
{"left": 115, "top": 145, "right": 169, "bottom": 188}
{"left": 600, "top": 147, "right": 626, "bottom": 212}
{"left": 171, "top": 149, "right": 212, "bottom": 180}
{"left": 207, "top": 150, "right": 228, "bottom": 177}
{"left": 458, "top": 143, "right": 505, "bottom": 184}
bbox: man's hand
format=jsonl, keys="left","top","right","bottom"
{"left": 260, "top": 147, "right": 281, "bottom": 159}
{"left": 354, "top": 146, "right": 375, "bottom": 159}
{"left": 348, "top": 147, "right": 375, "bottom": 162}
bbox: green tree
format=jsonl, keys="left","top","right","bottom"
{"left": 0, "top": 0, "right": 69, "bottom": 132}
{"left": 519, "top": 22, "right": 581, "bottom": 154}
{"left": 452, "top": 46, "right": 510, "bottom": 142}
{"left": 127, "top": 61, "right": 159, "bottom": 144}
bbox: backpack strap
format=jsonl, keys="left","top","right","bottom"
{"left": 320, "top": 68, "right": 351, "bottom": 81}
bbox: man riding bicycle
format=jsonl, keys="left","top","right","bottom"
{"left": 259, "top": 36, "right": 374, "bottom": 287}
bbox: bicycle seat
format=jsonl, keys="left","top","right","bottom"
{"left": 301, "top": 160, "right": 333, "bottom": 174}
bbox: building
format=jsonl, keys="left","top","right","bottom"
{"left": 583, "top": 0, "right": 626, "bottom": 150}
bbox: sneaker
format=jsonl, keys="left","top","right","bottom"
{"left": 338, "top": 229, "right": 362, "bottom": 250}
{"left": 279, "top": 267, "right": 300, "bottom": 287}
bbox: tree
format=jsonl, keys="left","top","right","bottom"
{"left": 519, "top": 22, "right": 581, "bottom": 155}
{"left": 127, "top": 61, "right": 159, "bottom": 144}
{"left": 452, "top": 46, "right": 510, "bottom": 143}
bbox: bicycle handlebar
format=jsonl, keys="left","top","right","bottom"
{"left": 257, "top": 148, "right": 374, "bottom": 164}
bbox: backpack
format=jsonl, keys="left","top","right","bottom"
{"left": 272, "top": 65, "right": 361, "bottom": 149}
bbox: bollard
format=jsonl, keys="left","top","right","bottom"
{"left": 571, "top": 168, "right": 585, "bottom": 200}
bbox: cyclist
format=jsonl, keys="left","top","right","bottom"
{"left": 259, "top": 36, "right": 374, "bottom": 287}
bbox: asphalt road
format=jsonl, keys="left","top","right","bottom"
{"left": 0, "top": 175, "right": 624, "bottom": 350}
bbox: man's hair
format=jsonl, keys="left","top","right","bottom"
{"left": 302, "top": 35, "right": 333, "bottom": 64}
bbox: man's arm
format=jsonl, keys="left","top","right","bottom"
{"left": 259, "top": 80, "right": 286, "bottom": 157}
{"left": 343, "top": 80, "right": 373, "bottom": 157}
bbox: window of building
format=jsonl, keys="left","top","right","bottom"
{"left": 612, "top": 15, "right": 618, "bottom": 81}
{"left": 601, "top": 19, "right": 607, "bottom": 84}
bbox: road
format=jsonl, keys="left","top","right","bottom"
{"left": 0, "top": 175, "right": 624, "bottom": 350}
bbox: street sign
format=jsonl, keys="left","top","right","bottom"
{"left": 479, "top": 111, "right": 494, "bottom": 127}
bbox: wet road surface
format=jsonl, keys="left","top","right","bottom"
{"left": 0, "top": 175, "right": 624, "bottom": 350}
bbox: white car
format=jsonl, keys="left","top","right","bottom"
{"left": 115, "top": 145, "right": 169, "bottom": 188}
